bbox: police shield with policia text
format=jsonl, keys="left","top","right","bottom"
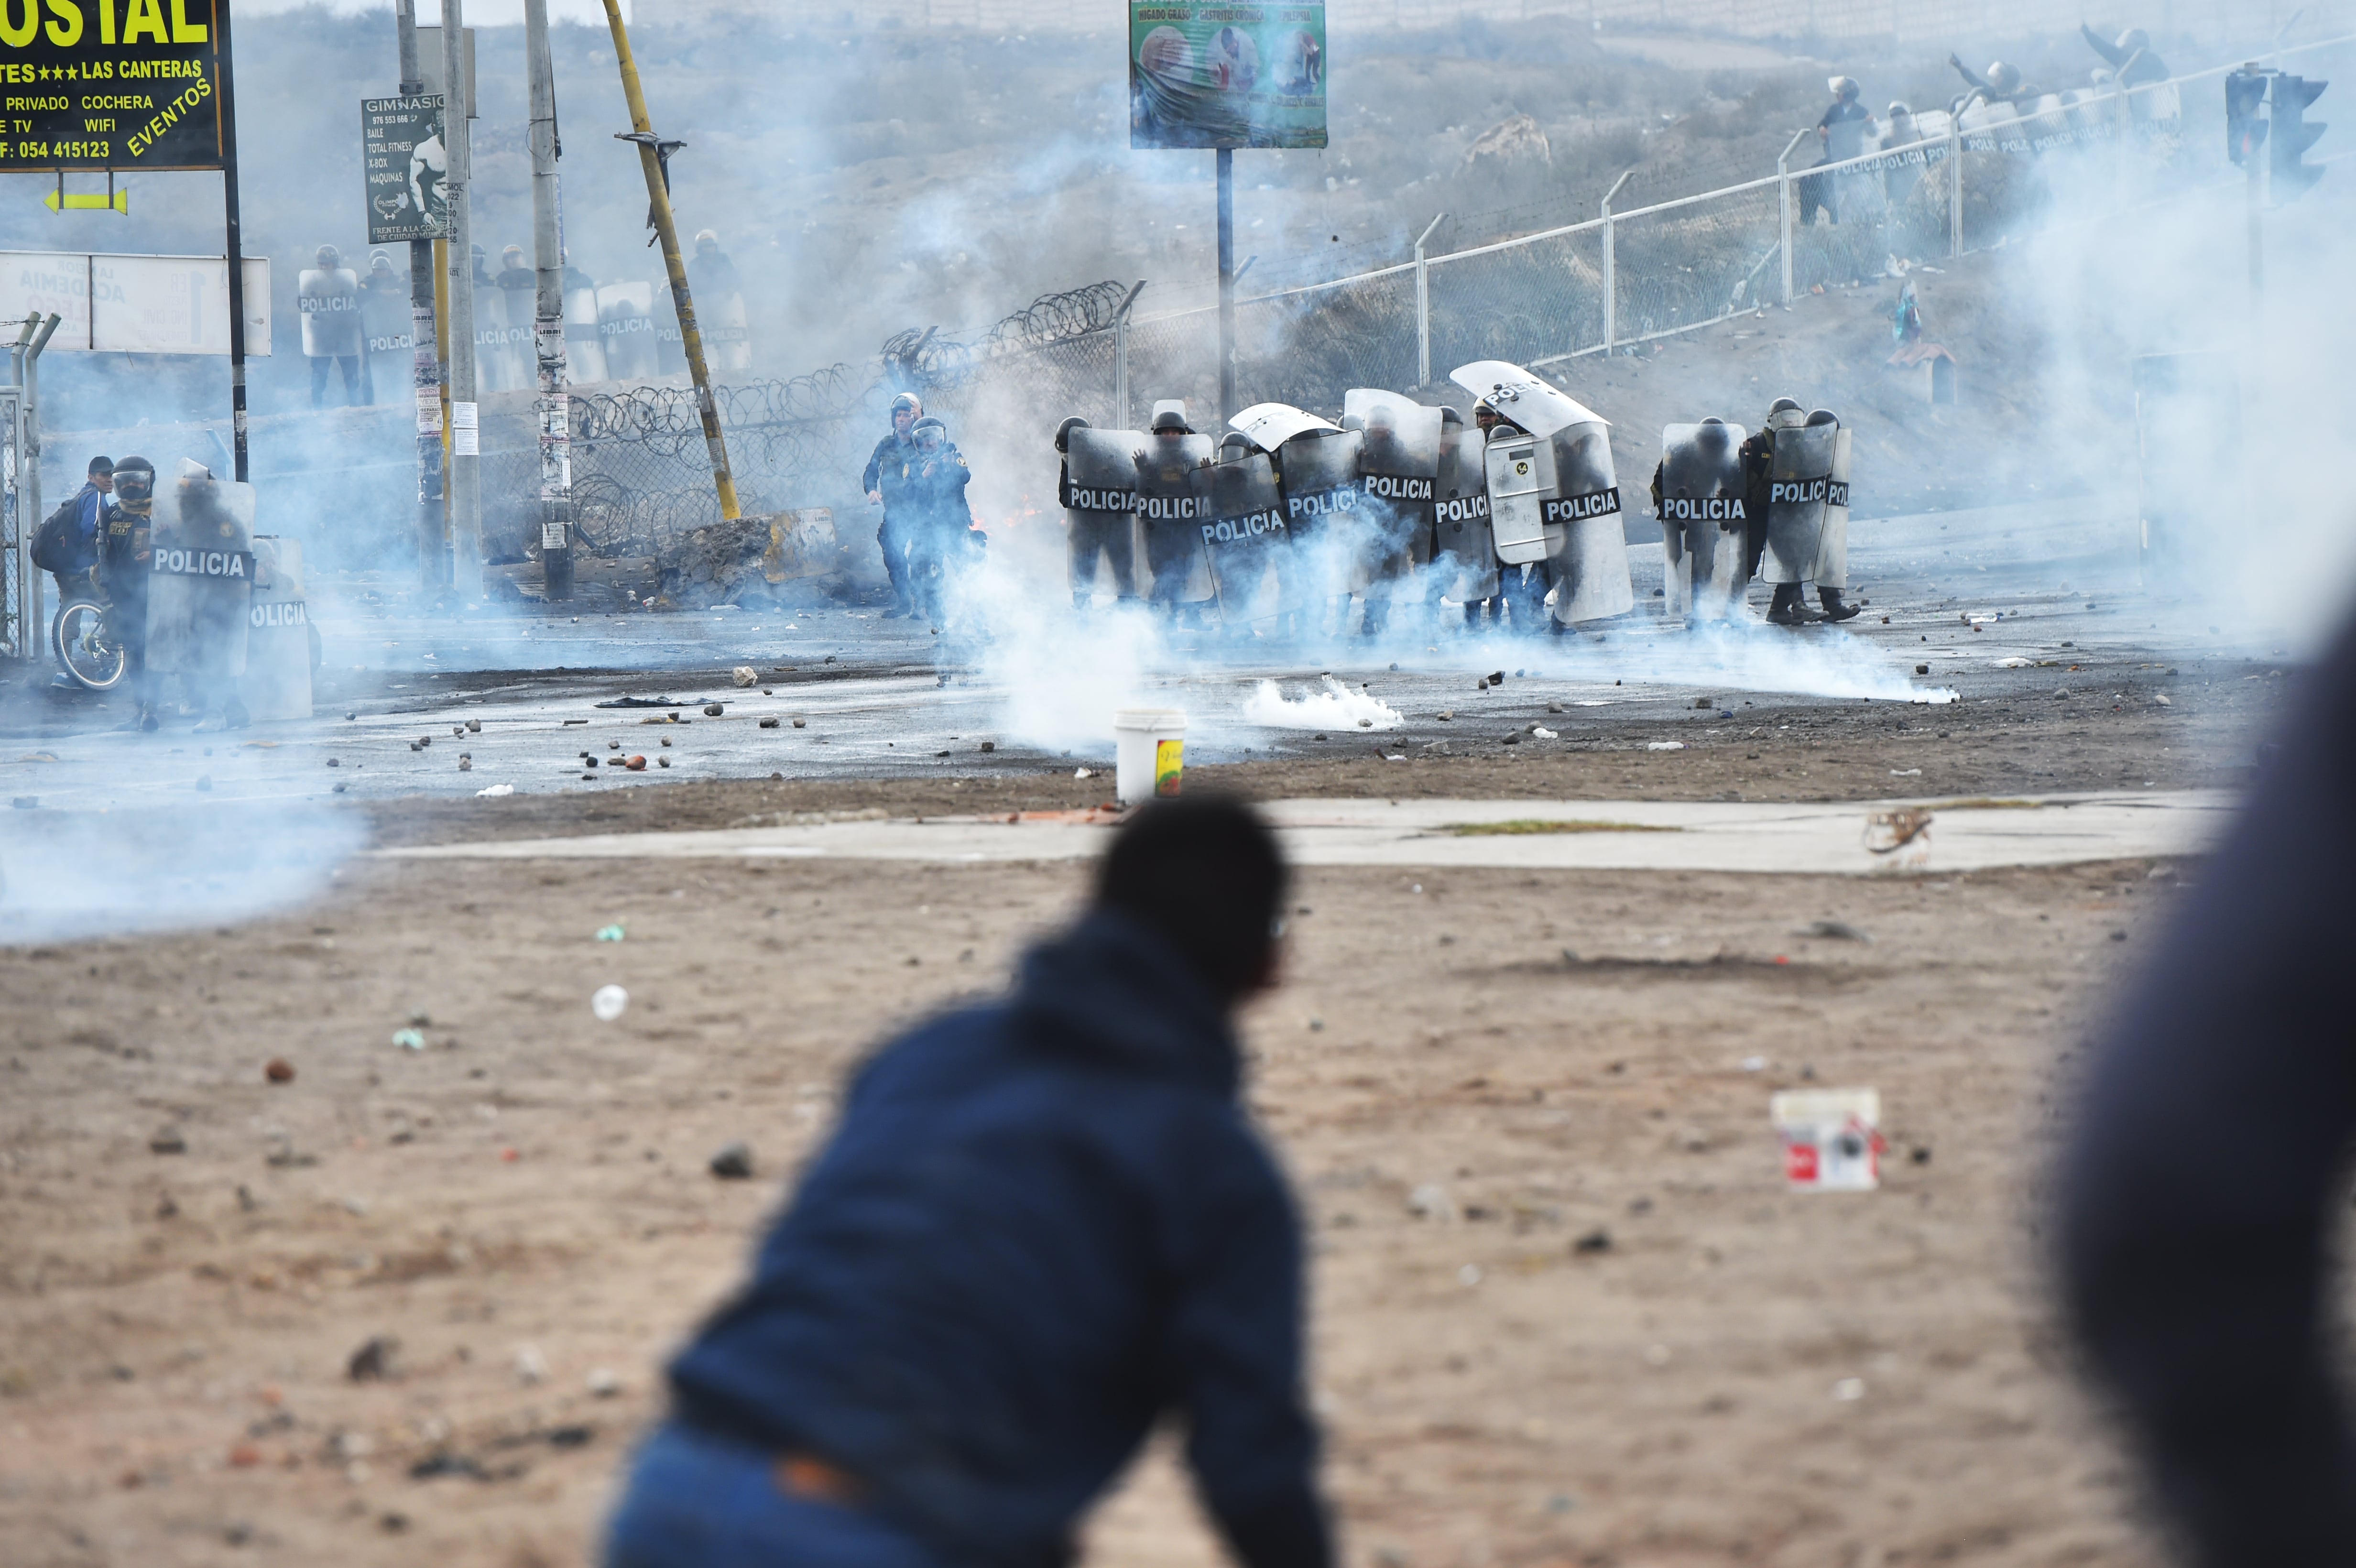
{"left": 1232, "top": 401, "right": 1351, "bottom": 636}
{"left": 1134, "top": 403, "right": 1217, "bottom": 622}
{"left": 1430, "top": 406, "right": 1499, "bottom": 621}
{"left": 145, "top": 458, "right": 260, "bottom": 731}
{"left": 1652, "top": 419, "right": 1749, "bottom": 625}
{"left": 1190, "top": 431, "right": 1286, "bottom": 625}
{"left": 1057, "top": 417, "right": 1143, "bottom": 610}
{"left": 1450, "top": 360, "right": 1635, "bottom": 631}
{"left": 1748, "top": 399, "right": 1859, "bottom": 624}
{"left": 1342, "top": 391, "right": 1442, "bottom": 637}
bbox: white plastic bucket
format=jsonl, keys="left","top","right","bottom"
{"left": 1113, "top": 708, "right": 1186, "bottom": 806}
{"left": 1770, "top": 1088, "right": 1886, "bottom": 1192}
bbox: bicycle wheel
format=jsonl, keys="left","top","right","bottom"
{"left": 51, "top": 599, "right": 128, "bottom": 691}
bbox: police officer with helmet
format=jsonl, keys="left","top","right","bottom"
{"left": 98, "top": 456, "right": 159, "bottom": 731}
{"left": 862, "top": 392, "right": 926, "bottom": 618}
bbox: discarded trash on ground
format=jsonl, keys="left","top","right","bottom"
{"left": 1771, "top": 1088, "right": 1887, "bottom": 1191}
{"left": 595, "top": 925, "right": 625, "bottom": 943}
{"left": 391, "top": 1028, "right": 425, "bottom": 1051}
{"left": 591, "top": 985, "right": 629, "bottom": 1023}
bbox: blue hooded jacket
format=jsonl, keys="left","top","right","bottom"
{"left": 667, "top": 910, "right": 1322, "bottom": 1568}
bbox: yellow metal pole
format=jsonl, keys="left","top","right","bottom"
{"left": 434, "top": 236, "right": 453, "bottom": 547}
{"left": 600, "top": 0, "right": 740, "bottom": 521}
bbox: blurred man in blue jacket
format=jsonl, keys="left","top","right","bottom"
{"left": 606, "top": 795, "right": 1331, "bottom": 1568}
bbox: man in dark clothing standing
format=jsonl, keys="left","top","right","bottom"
{"left": 1800, "top": 77, "right": 1876, "bottom": 227}
{"left": 98, "top": 456, "right": 159, "bottom": 731}
{"left": 605, "top": 796, "right": 1330, "bottom": 1568}
{"left": 2060, "top": 608, "right": 2356, "bottom": 1566}
{"left": 862, "top": 392, "right": 925, "bottom": 618}
{"left": 47, "top": 455, "right": 113, "bottom": 606}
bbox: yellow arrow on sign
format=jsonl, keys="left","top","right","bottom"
{"left": 43, "top": 189, "right": 129, "bottom": 214}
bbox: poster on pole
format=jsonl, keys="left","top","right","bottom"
{"left": 1130, "top": 1, "right": 1326, "bottom": 150}
{"left": 0, "top": 0, "right": 227, "bottom": 171}
{"left": 361, "top": 94, "right": 447, "bottom": 244}
{"left": 0, "top": 250, "right": 270, "bottom": 355}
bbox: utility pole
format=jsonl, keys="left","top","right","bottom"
{"left": 525, "top": 0, "right": 573, "bottom": 599}
{"left": 217, "top": 0, "right": 248, "bottom": 482}
{"left": 1215, "top": 146, "right": 1235, "bottom": 425}
{"left": 396, "top": 0, "right": 445, "bottom": 584}
{"left": 441, "top": 0, "right": 482, "bottom": 597}
{"left": 600, "top": 0, "right": 738, "bottom": 520}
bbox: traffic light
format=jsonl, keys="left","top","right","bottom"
{"left": 2270, "top": 73, "right": 2328, "bottom": 200}
{"left": 2226, "top": 67, "right": 2270, "bottom": 166}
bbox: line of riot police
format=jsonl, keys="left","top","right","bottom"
{"left": 1052, "top": 360, "right": 1859, "bottom": 636}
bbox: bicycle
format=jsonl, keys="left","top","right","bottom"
{"left": 49, "top": 593, "right": 128, "bottom": 691}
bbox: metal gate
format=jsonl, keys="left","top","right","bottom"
{"left": 0, "top": 390, "right": 28, "bottom": 661}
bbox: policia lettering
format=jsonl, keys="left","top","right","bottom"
{"left": 0, "top": 0, "right": 223, "bottom": 172}
{"left": 1541, "top": 487, "right": 1621, "bottom": 523}
{"left": 1662, "top": 496, "right": 1745, "bottom": 523}
{"left": 1768, "top": 479, "right": 1850, "bottom": 507}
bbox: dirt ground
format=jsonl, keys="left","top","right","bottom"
{"left": 0, "top": 826, "right": 2186, "bottom": 1568}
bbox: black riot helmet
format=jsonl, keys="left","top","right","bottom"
{"left": 1695, "top": 417, "right": 1732, "bottom": 452}
{"left": 911, "top": 415, "right": 948, "bottom": 452}
{"left": 1767, "top": 396, "right": 1802, "bottom": 416}
{"left": 1805, "top": 408, "right": 1840, "bottom": 427}
{"left": 112, "top": 455, "right": 155, "bottom": 502}
{"left": 1055, "top": 415, "right": 1088, "bottom": 454}
{"left": 1219, "top": 431, "right": 1253, "bottom": 460}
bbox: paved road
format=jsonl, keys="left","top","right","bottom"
{"left": 0, "top": 500, "right": 2277, "bottom": 815}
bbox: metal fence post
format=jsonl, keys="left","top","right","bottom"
{"left": 1112, "top": 279, "right": 1145, "bottom": 429}
{"left": 1777, "top": 129, "right": 1808, "bottom": 305}
{"left": 1412, "top": 212, "right": 1445, "bottom": 385}
{"left": 1599, "top": 171, "right": 1631, "bottom": 351}
{"left": 1949, "top": 118, "right": 1964, "bottom": 258}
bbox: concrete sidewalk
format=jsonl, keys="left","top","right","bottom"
{"left": 379, "top": 790, "right": 2234, "bottom": 876}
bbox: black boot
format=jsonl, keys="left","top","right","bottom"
{"left": 1818, "top": 586, "right": 1861, "bottom": 622}
{"left": 1766, "top": 583, "right": 1821, "bottom": 625}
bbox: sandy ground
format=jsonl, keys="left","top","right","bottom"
{"left": 0, "top": 823, "right": 2187, "bottom": 1567}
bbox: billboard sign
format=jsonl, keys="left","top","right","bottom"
{"left": 0, "top": 250, "right": 270, "bottom": 355}
{"left": 1130, "top": 1, "right": 1325, "bottom": 150}
{"left": 0, "top": 0, "right": 226, "bottom": 171}
{"left": 361, "top": 94, "right": 446, "bottom": 244}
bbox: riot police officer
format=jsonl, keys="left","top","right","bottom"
{"left": 903, "top": 415, "right": 977, "bottom": 629}
{"left": 98, "top": 456, "right": 158, "bottom": 730}
{"left": 299, "top": 245, "right": 366, "bottom": 408}
{"left": 862, "top": 392, "right": 925, "bottom": 617}
{"left": 1057, "top": 416, "right": 1140, "bottom": 610}
{"left": 1135, "top": 404, "right": 1214, "bottom": 624}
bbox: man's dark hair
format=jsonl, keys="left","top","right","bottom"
{"left": 87, "top": 455, "right": 112, "bottom": 476}
{"left": 1096, "top": 795, "right": 1287, "bottom": 1001}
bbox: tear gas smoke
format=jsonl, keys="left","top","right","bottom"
{"left": 0, "top": 804, "right": 362, "bottom": 945}
{"left": 1243, "top": 675, "right": 1405, "bottom": 730}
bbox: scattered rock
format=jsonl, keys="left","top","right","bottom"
{"left": 1407, "top": 1182, "right": 1454, "bottom": 1221}
{"left": 150, "top": 1126, "right": 187, "bottom": 1155}
{"left": 702, "top": 703, "right": 725, "bottom": 717}
{"left": 978, "top": 740, "right": 995, "bottom": 752}
{"left": 465, "top": 718, "right": 481, "bottom": 733}
{"left": 709, "top": 1142, "right": 754, "bottom": 1180}
{"left": 623, "top": 755, "right": 647, "bottom": 771}
{"left": 792, "top": 718, "right": 807, "bottom": 728}
{"left": 195, "top": 775, "right": 212, "bottom": 792}
{"left": 1488, "top": 670, "right": 1505, "bottom": 685}
{"left": 347, "top": 1335, "right": 398, "bottom": 1383}
{"left": 1573, "top": 1228, "right": 1613, "bottom": 1254}
{"left": 514, "top": 1345, "right": 549, "bottom": 1385}
{"left": 264, "top": 1058, "right": 295, "bottom": 1084}
{"left": 732, "top": 666, "right": 758, "bottom": 687}
{"left": 1799, "top": 920, "right": 1872, "bottom": 943}
{"left": 457, "top": 756, "right": 472, "bottom": 772}
{"left": 1915, "top": 664, "right": 1930, "bottom": 675}
{"left": 758, "top": 716, "right": 780, "bottom": 729}
{"left": 586, "top": 1367, "right": 622, "bottom": 1398}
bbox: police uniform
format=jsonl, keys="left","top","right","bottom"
{"left": 862, "top": 395, "right": 925, "bottom": 616}
{"left": 902, "top": 420, "right": 977, "bottom": 627}
{"left": 99, "top": 460, "right": 156, "bottom": 727}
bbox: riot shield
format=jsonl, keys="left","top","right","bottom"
{"left": 1134, "top": 433, "right": 1216, "bottom": 605}
{"left": 1190, "top": 450, "right": 1285, "bottom": 619}
{"left": 1812, "top": 425, "right": 1853, "bottom": 588}
{"left": 1760, "top": 420, "right": 1840, "bottom": 584}
{"left": 473, "top": 287, "right": 517, "bottom": 392}
{"left": 1447, "top": 360, "right": 1606, "bottom": 444}
{"left": 1543, "top": 421, "right": 1634, "bottom": 624}
{"left": 1344, "top": 390, "right": 1442, "bottom": 571}
{"left": 1657, "top": 421, "right": 1750, "bottom": 623}
{"left": 1067, "top": 427, "right": 1146, "bottom": 511}
{"left": 565, "top": 284, "right": 609, "bottom": 383}
{"left": 359, "top": 283, "right": 411, "bottom": 362}
{"left": 146, "top": 461, "right": 256, "bottom": 682}
{"left": 1483, "top": 431, "right": 1552, "bottom": 567}
{"left": 705, "top": 291, "right": 753, "bottom": 373}
{"left": 243, "top": 536, "right": 313, "bottom": 721}
{"left": 297, "top": 267, "right": 364, "bottom": 359}
{"left": 1231, "top": 402, "right": 1338, "bottom": 452}
{"left": 1431, "top": 426, "right": 1498, "bottom": 604}
{"left": 598, "top": 282, "right": 660, "bottom": 382}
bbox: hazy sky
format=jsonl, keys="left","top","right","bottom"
{"left": 235, "top": 0, "right": 631, "bottom": 24}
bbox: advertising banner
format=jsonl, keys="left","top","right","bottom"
{"left": 361, "top": 93, "right": 446, "bottom": 244}
{"left": 1130, "top": 0, "right": 1324, "bottom": 150}
{"left": 0, "top": 0, "right": 226, "bottom": 171}
{"left": 0, "top": 250, "right": 270, "bottom": 355}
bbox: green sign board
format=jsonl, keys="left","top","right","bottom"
{"left": 0, "top": 0, "right": 224, "bottom": 171}
{"left": 1130, "top": 1, "right": 1325, "bottom": 150}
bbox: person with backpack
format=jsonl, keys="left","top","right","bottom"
{"left": 32, "top": 455, "right": 114, "bottom": 607}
